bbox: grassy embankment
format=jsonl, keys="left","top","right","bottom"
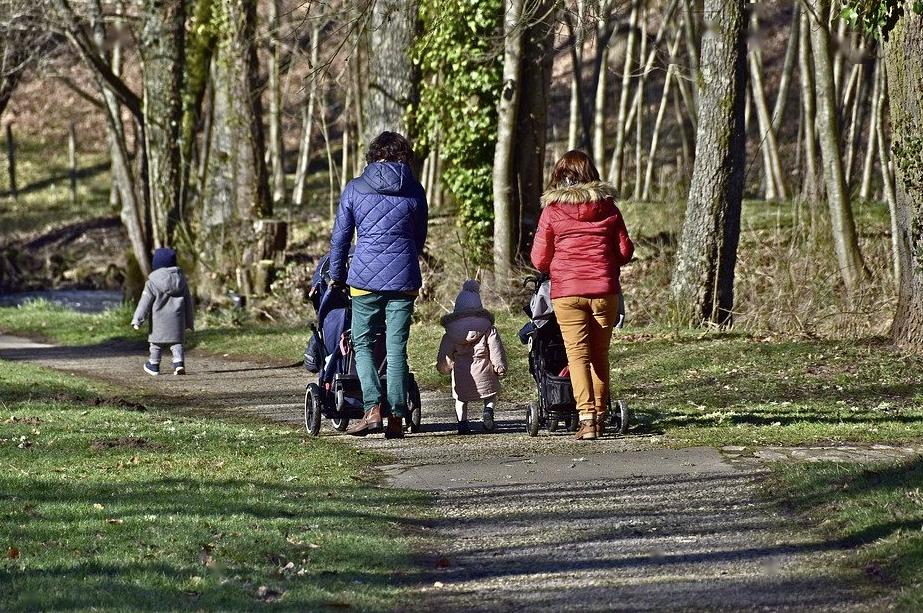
{"left": 0, "top": 360, "right": 426, "bottom": 610}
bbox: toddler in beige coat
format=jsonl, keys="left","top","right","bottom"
{"left": 437, "top": 280, "right": 508, "bottom": 434}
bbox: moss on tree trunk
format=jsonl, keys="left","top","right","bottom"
{"left": 884, "top": 3, "right": 923, "bottom": 349}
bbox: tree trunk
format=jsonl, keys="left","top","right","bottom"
{"left": 200, "top": 0, "right": 273, "bottom": 294}
{"left": 632, "top": 6, "right": 647, "bottom": 201}
{"left": 670, "top": 0, "right": 747, "bottom": 326}
{"left": 608, "top": 0, "right": 640, "bottom": 190}
{"left": 5, "top": 124, "right": 15, "bottom": 200}
{"left": 748, "top": 50, "right": 787, "bottom": 200}
{"left": 86, "top": 0, "right": 150, "bottom": 275}
{"left": 592, "top": 0, "right": 616, "bottom": 168}
{"left": 643, "top": 62, "right": 675, "bottom": 201}
{"left": 139, "top": 0, "right": 185, "bottom": 247}
{"left": 875, "top": 62, "right": 902, "bottom": 292}
{"left": 567, "top": 0, "right": 586, "bottom": 151}
{"left": 883, "top": 5, "right": 923, "bottom": 348}
{"left": 798, "top": 6, "right": 820, "bottom": 202}
{"left": 770, "top": 3, "right": 800, "bottom": 132}
{"left": 267, "top": 0, "right": 286, "bottom": 207}
{"left": 859, "top": 58, "right": 880, "bottom": 200}
{"left": 492, "top": 0, "right": 525, "bottom": 278}
{"left": 180, "top": 0, "right": 217, "bottom": 226}
{"left": 292, "top": 23, "right": 320, "bottom": 208}
{"left": 806, "top": 0, "right": 868, "bottom": 291}
{"left": 364, "top": 0, "right": 421, "bottom": 146}
{"left": 514, "top": 0, "right": 556, "bottom": 248}
{"left": 68, "top": 123, "right": 77, "bottom": 205}
{"left": 681, "top": 0, "right": 700, "bottom": 111}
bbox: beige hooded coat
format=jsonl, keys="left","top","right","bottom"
{"left": 436, "top": 310, "right": 508, "bottom": 402}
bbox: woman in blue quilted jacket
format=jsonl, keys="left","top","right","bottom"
{"left": 329, "top": 131, "right": 428, "bottom": 439}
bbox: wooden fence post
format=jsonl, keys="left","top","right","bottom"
{"left": 5, "top": 124, "right": 16, "bottom": 201}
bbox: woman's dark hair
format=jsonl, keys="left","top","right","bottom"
{"left": 366, "top": 131, "right": 415, "bottom": 165}
{"left": 547, "top": 150, "right": 601, "bottom": 189}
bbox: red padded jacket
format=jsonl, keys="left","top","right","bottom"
{"left": 530, "top": 181, "right": 634, "bottom": 299}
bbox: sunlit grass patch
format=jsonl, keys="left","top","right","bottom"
{"left": 771, "top": 459, "right": 923, "bottom": 609}
{"left": 0, "top": 361, "right": 426, "bottom": 611}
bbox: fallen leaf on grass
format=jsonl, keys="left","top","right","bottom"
{"left": 255, "top": 585, "right": 284, "bottom": 602}
{"left": 7, "top": 547, "right": 19, "bottom": 559}
{"left": 93, "top": 503, "right": 104, "bottom": 510}
{"left": 106, "top": 518, "right": 124, "bottom": 525}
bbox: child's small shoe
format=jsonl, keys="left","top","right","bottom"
{"left": 143, "top": 362, "right": 160, "bottom": 376}
{"left": 172, "top": 362, "right": 186, "bottom": 375}
{"left": 457, "top": 420, "right": 471, "bottom": 435}
{"left": 482, "top": 408, "right": 495, "bottom": 433}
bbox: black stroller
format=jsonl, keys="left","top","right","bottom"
{"left": 302, "top": 254, "right": 422, "bottom": 436}
{"left": 519, "top": 275, "right": 629, "bottom": 437}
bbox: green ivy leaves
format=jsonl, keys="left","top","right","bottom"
{"left": 839, "top": 0, "right": 910, "bottom": 36}
{"left": 413, "top": 0, "right": 503, "bottom": 253}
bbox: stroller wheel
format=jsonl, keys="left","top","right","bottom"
{"left": 547, "top": 415, "right": 559, "bottom": 432}
{"left": 406, "top": 378, "right": 422, "bottom": 434}
{"left": 304, "top": 384, "right": 322, "bottom": 436}
{"left": 331, "top": 416, "right": 350, "bottom": 432}
{"left": 610, "top": 399, "right": 630, "bottom": 435}
{"left": 617, "top": 400, "right": 630, "bottom": 434}
{"left": 525, "top": 402, "right": 541, "bottom": 437}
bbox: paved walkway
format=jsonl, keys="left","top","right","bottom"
{"left": 0, "top": 334, "right": 893, "bottom": 611}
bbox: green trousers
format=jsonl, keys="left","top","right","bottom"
{"left": 351, "top": 292, "right": 415, "bottom": 416}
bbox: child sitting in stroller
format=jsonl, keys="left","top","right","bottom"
{"left": 437, "top": 280, "right": 508, "bottom": 434}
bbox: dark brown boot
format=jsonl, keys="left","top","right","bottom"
{"left": 596, "top": 413, "right": 606, "bottom": 438}
{"left": 575, "top": 416, "right": 597, "bottom": 440}
{"left": 346, "top": 404, "right": 383, "bottom": 436}
{"left": 384, "top": 415, "right": 405, "bottom": 439}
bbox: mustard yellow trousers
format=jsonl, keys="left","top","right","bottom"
{"left": 552, "top": 294, "right": 619, "bottom": 422}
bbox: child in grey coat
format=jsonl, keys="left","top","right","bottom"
{"left": 131, "top": 247, "right": 194, "bottom": 376}
{"left": 437, "top": 280, "right": 508, "bottom": 434}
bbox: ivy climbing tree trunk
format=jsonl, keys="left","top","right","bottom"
{"left": 670, "top": 0, "right": 747, "bottom": 326}
{"left": 139, "top": 0, "right": 185, "bottom": 247}
{"left": 364, "top": 0, "right": 421, "bottom": 147}
{"left": 883, "top": 3, "right": 923, "bottom": 349}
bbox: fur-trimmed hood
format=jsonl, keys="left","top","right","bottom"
{"left": 540, "top": 181, "right": 619, "bottom": 208}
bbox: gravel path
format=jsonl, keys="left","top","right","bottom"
{"left": 0, "top": 334, "right": 889, "bottom": 611}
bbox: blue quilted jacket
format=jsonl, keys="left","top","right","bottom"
{"left": 329, "top": 162, "right": 428, "bottom": 292}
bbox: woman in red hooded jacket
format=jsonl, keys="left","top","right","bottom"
{"left": 530, "top": 150, "right": 634, "bottom": 440}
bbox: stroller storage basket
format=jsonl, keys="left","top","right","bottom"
{"left": 541, "top": 373, "right": 575, "bottom": 409}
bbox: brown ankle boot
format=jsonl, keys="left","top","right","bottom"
{"left": 384, "top": 415, "right": 405, "bottom": 439}
{"left": 596, "top": 413, "right": 606, "bottom": 437}
{"left": 575, "top": 416, "right": 597, "bottom": 440}
{"left": 346, "top": 404, "right": 383, "bottom": 436}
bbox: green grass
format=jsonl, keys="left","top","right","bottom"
{"left": 772, "top": 460, "right": 923, "bottom": 610}
{"left": 0, "top": 361, "right": 426, "bottom": 611}
{"left": 411, "top": 312, "right": 923, "bottom": 448}
{"left": 1, "top": 137, "right": 114, "bottom": 235}
{"left": 4, "top": 300, "right": 923, "bottom": 448}
{"left": 0, "top": 300, "right": 304, "bottom": 364}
